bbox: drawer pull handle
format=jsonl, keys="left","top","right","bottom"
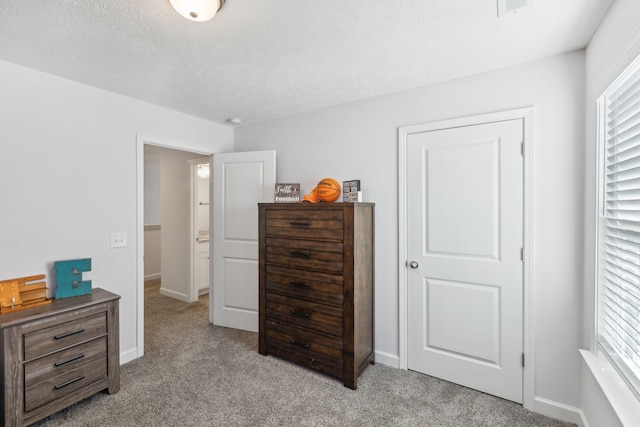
{"left": 289, "top": 281, "right": 310, "bottom": 288}
{"left": 289, "top": 251, "right": 310, "bottom": 258}
{"left": 54, "top": 353, "right": 85, "bottom": 367}
{"left": 289, "top": 221, "right": 310, "bottom": 227}
{"left": 290, "top": 339, "right": 310, "bottom": 349}
{"left": 54, "top": 328, "right": 85, "bottom": 340}
{"left": 54, "top": 375, "right": 85, "bottom": 390}
{"left": 289, "top": 310, "right": 310, "bottom": 319}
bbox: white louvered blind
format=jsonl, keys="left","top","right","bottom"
{"left": 597, "top": 53, "right": 640, "bottom": 400}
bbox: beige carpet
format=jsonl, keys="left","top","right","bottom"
{"left": 32, "top": 281, "right": 575, "bottom": 426}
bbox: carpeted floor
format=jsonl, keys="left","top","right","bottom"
{"left": 32, "top": 280, "right": 575, "bottom": 426}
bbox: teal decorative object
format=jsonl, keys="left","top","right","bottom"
{"left": 54, "top": 258, "right": 92, "bottom": 299}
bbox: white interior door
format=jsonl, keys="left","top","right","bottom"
{"left": 406, "top": 119, "right": 524, "bottom": 403}
{"left": 212, "top": 150, "right": 276, "bottom": 331}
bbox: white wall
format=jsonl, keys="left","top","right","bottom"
{"left": 0, "top": 59, "right": 233, "bottom": 362}
{"left": 235, "top": 51, "right": 586, "bottom": 419}
{"left": 582, "top": 0, "right": 640, "bottom": 425}
{"left": 144, "top": 150, "right": 161, "bottom": 225}
{"left": 143, "top": 225, "right": 161, "bottom": 280}
{"left": 144, "top": 150, "right": 161, "bottom": 280}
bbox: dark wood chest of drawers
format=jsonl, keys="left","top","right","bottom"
{"left": 258, "top": 203, "right": 374, "bottom": 389}
{"left": 0, "top": 288, "right": 120, "bottom": 426}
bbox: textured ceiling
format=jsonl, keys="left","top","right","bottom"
{"left": 0, "top": 0, "right": 614, "bottom": 126}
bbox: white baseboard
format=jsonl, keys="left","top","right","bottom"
{"left": 374, "top": 350, "right": 400, "bottom": 368}
{"left": 578, "top": 410, "right": 590, "bottom": 427}
{"left": 120, "top": 347, "right": 139, "bottom": 364}
{"left": 144, "top": 273, "right": 161, "bottom": 281}
{"left": 534, "top": 397, "right": 585, "bottom": 426}
{"left": 159, "top": 287, "right": 189, "bottom": 302}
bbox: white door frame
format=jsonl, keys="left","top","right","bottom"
{"left": 136, "top": 134, "right": 215, "bottom": 358}
{"left": 189, "top": 157, "right": 212, "bottom": 303}
{"left": 397, "top": 107, "right": 534, "bottom": 409}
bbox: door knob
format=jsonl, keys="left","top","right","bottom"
{"left": 408, "top": 261, "right": 419, "bottom": 269}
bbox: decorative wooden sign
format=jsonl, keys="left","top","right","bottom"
{"left": 274, "top": 183, "right": 301, "bottom": 202}
{"left": 54, "top": 258, "right": 92, "bottom": 299}
{"left": 0, "top": 274, "right": 51, "bottom": 314}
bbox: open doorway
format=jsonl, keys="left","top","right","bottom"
{"left": 137, "top": 136, "right": 215, "bottom": 358}
{"left": 143, "top": 145, "right": 210, "bottom": 301}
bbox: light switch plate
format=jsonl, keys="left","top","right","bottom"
{"left": 110, "top": 232, "right": 127, "bottom": 248}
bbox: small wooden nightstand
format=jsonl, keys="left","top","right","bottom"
{"left": 0, "top": 288, "right": 120, "bottom": 426}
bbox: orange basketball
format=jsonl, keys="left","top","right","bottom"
{"left": 313, "top": 178, "right": 341, "bottom": 202}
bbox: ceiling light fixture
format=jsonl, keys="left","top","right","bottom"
{"left": 169, "top": 0, "right": 225, "bottom": 22}
{"left": 197, "top": 164, "right": 210, "bottom": 179}
{"left": 497, "top": 0, "right": 532, "bottom": 17}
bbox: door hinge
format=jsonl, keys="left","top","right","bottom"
{"left": 520, "top": 248, "right": 524, "bottom": 261}
{"left": 521, "top": 353, "right": 525, "bottom": 367}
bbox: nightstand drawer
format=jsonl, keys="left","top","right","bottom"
{"left": 265, "top": 238, "right": 344, "bottom": 273}
{"left": 265, "top": 265, "right": 343, "bottom": 306}
{"left": 266, "top": 293, "right": 343, "bottom": 337}
{"left": 24, "top": 312, "right": 107, "bottom": 361}
{"left": 25, "top": 336, "right": 107, "bottom": 389}
{"left": 25, "top": 357, "right": 107, "bottom": 412}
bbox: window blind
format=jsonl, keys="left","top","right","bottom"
{"left": 597, "top": 54, "right": 640, "bottom": 400}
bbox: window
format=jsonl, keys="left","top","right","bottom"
{"left": 596, "top": 52, "right": 640, "bottom": 400}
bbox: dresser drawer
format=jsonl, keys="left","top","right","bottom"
{"left": 24, "top": 312, "right": 107, "bottom": 361}
{"left": 265, "top": 209, "right": 343, "bottom": 222}
{"left": 265, "top": 265, "right": 343, "bottom": 306}
{"left": 265, "top": 210, "right": 343, "bottom": 241}
{"left": 265, "top": 237, "right": 344, "bottom": 273}
{"left": 25, "top": 336, "right": 107, "bottom": 389}
{"left": 266, "top": 293, "right": 343, "bottom": 337}
{"left": 265, "top": 320, "right": 343, "bottom": 379}
{"left": 25, "top": 357, "right": 107, "bottom": 412}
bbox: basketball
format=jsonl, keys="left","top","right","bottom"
{"left": 313, "top": 178, "right": 341, "bottom": 202}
